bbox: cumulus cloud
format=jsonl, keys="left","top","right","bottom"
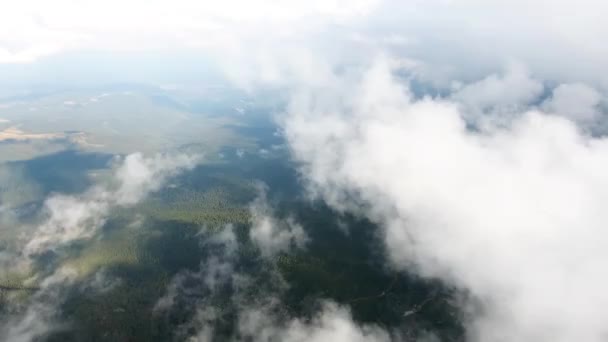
{"left": 113, "top": 153, "right": 199, "bottom": 205}
{"left": 451, "top": 63, "right": 544, "bottom": 121}
{"left": 22, "top": 152, "right": 199, "bottom": 260}
{"left": 281, "top": 57, "right": 608, "bottom": 342}
{"left": 542, "top": 83, "right": 604, "bottom": 125}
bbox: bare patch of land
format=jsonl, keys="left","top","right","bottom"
{"left": 0, "top": 127, "right": 67, "bottom": 142}
{"left": 0, "top": 127, "right": 101, "bottom": 147}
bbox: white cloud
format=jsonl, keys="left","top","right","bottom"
{"left": 0, "top": 0, "right": 380, "bottom": 63}
{"left": 249, "top": 186, "right": 309, "bottom": 258}
{"left": 22, "top": 152, "right": 199, "bottom": 259}
{"left": 113, "top": 153, "right": 199, "bottom": 205}
{"left": 1, "top": 0, "right": 605, "bottom": 89}
{"left": 80, "top": 268, "right": 122, "bottom": 294}
{"left": 0, "top": 267, "right": 77, "bottom": 342}
{"left": 2, "top": 1, "right": 608, "bottom": 341}
{"left": 23, "top": 192, "right": 110, "bottom": 258}
{"left": 163, "top": 0, "right": 608, "bottom": 90}
{"left": 154, "top": 225, "right": 239, "bottom": 314}
{"left": 157, "top": 225, "right": 389, "bottom": 342}
{"left": 451, "top": 63, "right": 544, "bottom": 119}
{"left": 282, "top": 57, "right": 608, "bottom": 342}
{"left": 0, "top": 152, "right": 199, "bottom": 341}
{"left": 155, "top": 225, "right": 260, "bottom": 341}
{"left": 375, "top": 0, "right": 608, "bottom": 87}
{"left": 238, "top": 302, "right": 391, "bottom": 342}
{"left": 542, "top": 83, "right": 604, "bottom": 125}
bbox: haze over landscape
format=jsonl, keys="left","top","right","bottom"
{"left": 0, "top": 1, "right": 607, "bottom": 341}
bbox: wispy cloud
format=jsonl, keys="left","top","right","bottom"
{"left": 156, "top": 223, "right": 392, "bottom": 342}
{"left": 0, "top": 267, "right": 77, "bottom": 342}
{"left": 237, "top": 301, "right": 391, "bottom": 342}
{"left": 0, "top": 152, "right": 199, "bottom": 341}
{"left": 23, "top": 152, "right": 199, "bottom": 259}
{"left": 249, "top": 184, "right": 309, "bottom": 258}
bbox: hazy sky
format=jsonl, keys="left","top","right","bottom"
{"left": 1, "top": 0, "right": 606, "bottom": 88}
